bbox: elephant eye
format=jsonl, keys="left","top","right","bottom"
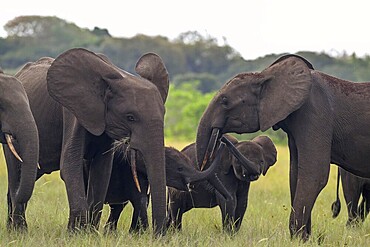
{"left": 221, "top": 96, "right": 228, "bottom": 106}
{"left": 126, "top": 114, "right": 135, "bottom": 122}
{"left": 177, "top": 167, "right": 184, "bottom": 172}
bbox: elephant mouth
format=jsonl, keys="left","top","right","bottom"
{"left": 105, "top": 126, "right": 131, "bottom": 142}
{"left": 109, "top": 136, "right": 142, "bottom": 193}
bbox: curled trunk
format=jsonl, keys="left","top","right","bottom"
{"left": 188, "top": 143, "right": 232, "bottom": 201}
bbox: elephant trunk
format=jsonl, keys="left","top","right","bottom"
{"left": 131, "top": 121, "right": 166, "bottom": 235}
{"left": 220, "top": 136, "right": 261, "bottom": 180}
{"left": 187, "top": 143, "right": 232, "bottom": 201}
{"left": 188, "top": 143, "right": 222, "bottom": 183}
{"left": 196, "top": 101, "right": 224, "bottom": 170}
{"left": 9, "top": 110, "right": 39, "bottom": 203}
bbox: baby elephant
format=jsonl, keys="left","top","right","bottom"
{"left": 168, "top": 135, "right": 277, "bottom": 233}
{"left": 103, "top": 145, "right": 230, "bottom": 233}
{"left": 331, "top": 167, "right": 370, "bottom": 226}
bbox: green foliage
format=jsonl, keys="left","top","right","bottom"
{"left": 165, "top": 82, "right": 215, "bottom": 141}
{"left": 2, "top": 15, "right": 370, "bottom": 143}
{"left": 172, "top": 72, "right": 221, "bottom": 93}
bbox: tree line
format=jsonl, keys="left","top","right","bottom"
{"left": 1, "top": 15, "right": 370, "bottom": 143}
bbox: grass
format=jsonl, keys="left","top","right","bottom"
{"left": 1, "top": 142, "right": 370, "bottom": 246}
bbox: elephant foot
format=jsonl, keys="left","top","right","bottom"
{"left": 289, "top": 228, "right": 310, "bottom": 242}
{"left": 129, "top": 221, "right": 149, "bottom": 234}
{"left": 222, "top": 223, "right": 239, "bottom": 236}
{"left": 103, "top": 221, "right": 118, "bottom": 234}
{"left": 67, "top": 213, "right": 90, "bottom": 233}
{"left": 346, "top": 218, "right": 362, "bottom": 228}
{"left": 7, "top": 215, "right": 28, "bottom": 232}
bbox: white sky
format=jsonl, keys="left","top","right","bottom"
{"left": 1, "top": 0, "right": 370, "bottom": 60}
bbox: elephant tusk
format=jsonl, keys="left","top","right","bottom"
{"left": 37, "top": 163, "right": 41, "bottom": 169}
{"left": 130, "top": 150, "right": 142, "bottom": 192}
{"left": 147, "top": 185, "right": 150, "bottom": 195}
{"left": 5, "top": 134, "right": 23, "bottom": 163}
{"left": 186, "top": 183, "right": 193, "bottom": 192}
{"left": 200, "top": 128, "right": 220, "bottom": 171}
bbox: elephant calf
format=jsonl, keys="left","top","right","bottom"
{"left": 103, "top": 145, "right": 230, "bottom": 233}
{"left": 168, "top": 135, "right": 277, "bottom": 233}
{"left": 331, "top": 167, "right": 370, "bottom": 226}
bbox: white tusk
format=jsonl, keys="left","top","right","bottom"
{"left": 130, "top": 150, "right": 141, "bottom": 192}
{"left": 5, "top": 134, "right": 23, "bottom": 163}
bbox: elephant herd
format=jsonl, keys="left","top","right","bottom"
{"left": 1, "top": 48, "right": 370, "bottom": 241}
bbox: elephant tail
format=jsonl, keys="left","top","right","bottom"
{"left": 331, "top": 167, "right": 341, "bottom": 218}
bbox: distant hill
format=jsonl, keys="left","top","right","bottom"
{"left": 1, "top": 15, "right": 370, "bottom": 94}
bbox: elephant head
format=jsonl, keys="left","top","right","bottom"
{"left": 164, "top": 144, "right": 231, "bottom": 200}
{"left": 196, "top": 54, "right": 313, "bottom": 171}
{"left": 224, "top": 136, "right": 277, "bottom": 181}
{"left": 0, "top": 71, "right": 39, "bottom": 204}
{"left": 46, "top": 48, "right": 169, "bottom": 234}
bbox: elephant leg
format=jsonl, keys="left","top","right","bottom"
{"left": 130, "top": 197, "right": 149, "bottom": 233}
{"left": 62, "top": 161, "right": 88, "bottom": 230}
{"left": 86, "top": 138, "right": 114, "bottom": 229}
{"left": 217, "top": 191, "right": 237, "bottom": 233}
{"left": 105, "top": 203, "right": 127, "bottom": 232}
{"left": 358, "top": 187, "right": 370, "bottom": 223}
{"left": 363, "top": 189, "right": 370, "bottom": 221}
{"left": 233, "top": 182, "right": 251, "bottom": 232}
{"left": 7, "top": 191, "right": 13, "bottom": 229}
{"left": 288, "top": 135, "right": 298, "bottom": 206}
{"left": 60, "top": 119, "right": 89, "bottom": 231}
{"left": 167, "top": 192, "right": 187, "bottom": 230}
{"left": 5, "top": 153, "right": 27, "bottom": 231}
{"left": 289, "top": 133, "right": 331, "bottom": 241}
{"left": 129, "top": 181, "right": 150, "bottom": 233}
{"left": 341, "top": 171, "right": 362, "bottom": 226}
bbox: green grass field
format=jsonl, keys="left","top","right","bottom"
{"left": 1, "top": 142, "right": 370, "bottom": 246}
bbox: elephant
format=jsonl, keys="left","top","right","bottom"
{"left": 15, "top": 48, "right": 170, "bottom": 234}
{"left": 195, "top": 53, "right": 370, "bottom": 240}
{"left": 103, "top": 144, "right": 232, "bottom": 233}
{"left": 167, "top": 135, "right": 277, "bottom": 233}
{"left": 0, "top": 71, "right": 39, "bottom": 230}
{"left": 331, "top": 167, "right": 370, "bottom": 226}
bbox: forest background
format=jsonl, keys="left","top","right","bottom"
{"left": 2, "top": 16, "right": 370, "bottom": 144}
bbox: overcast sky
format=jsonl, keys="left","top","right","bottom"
{"left": 1, "top": 0, "right": 370, "bottom": 60}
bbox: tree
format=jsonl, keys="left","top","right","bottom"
{"left": 165, "top": 82, "right": 215, "bottom": 141}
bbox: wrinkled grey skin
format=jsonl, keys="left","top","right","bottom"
{"left": 0, "top": 72, "right": 39, "bottom": 230}
{"left": 103, "top": 146, "right": 231, "bottom": 233}
{"left": 331, "top": 167, "right": 370, "bottom": 226}
{"left": 195, "top": 54, "right": 370, "bottom": 240}
{"left": 168, "top": 135, "right": 277, "bottom": 233}
{"left": 15, "top": 48, "right": 169, "bottom": 234}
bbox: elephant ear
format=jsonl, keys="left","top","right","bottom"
{"left": 258, "top": 55, "right": 313, "bottom": 131}
{"left": 47, "top": 48, "right": 123, "bottom": 136}
{"left": 252, "top": 136, "right": 277, "bottom": 175}
{"left": 135, "top": 53, "right": 169, "bottom": 103}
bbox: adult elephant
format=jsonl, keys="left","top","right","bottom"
{"left": 195, "top": 54, "right": 370, "bottom": 240}
{"left": 15, "top": 48, "right": 169, "bottom": 234}
{"left": 103, "top": 144, "right": 232, "bottom": 232}
{"left": 168, "top": 135, "right": 277, "bottom": 233}
{"left": 0, "top": 71, "right": 39, "bottom": 230}
{"left": 331, "top": 167, "right": 370, "bottom": 226}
